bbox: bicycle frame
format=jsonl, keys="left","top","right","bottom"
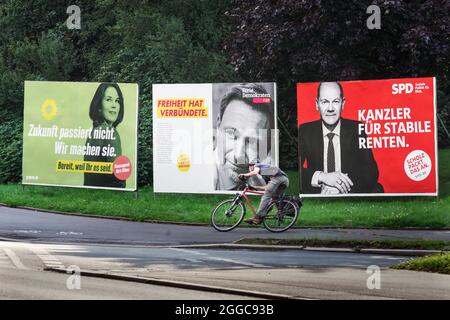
{"left": 237, "top": 186, "right": 265, "bottom": 218}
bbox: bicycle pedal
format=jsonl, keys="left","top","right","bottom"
{"left": 244, "top": 218, "right": 263, "bottom": 225}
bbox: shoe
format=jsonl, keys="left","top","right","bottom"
{"left": 244, "top": 217, "right": 263, "bottom": 225}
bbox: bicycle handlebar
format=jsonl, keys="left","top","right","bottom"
{"left": 243, "top": 182, "right": 259, "bottom": 191}
{"left": 237, "top": 175, "right": 261, "bottom": 192}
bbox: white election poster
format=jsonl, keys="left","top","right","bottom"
{"left": 153, "top": 83, "right": 278, "bottom": 193}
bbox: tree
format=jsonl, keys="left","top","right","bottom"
{"left": 92, "top": 3, "right": 236, "bottom": 185}
{"left": 225, "top": 0, "right": 450, "bottom": 167}
{"left": 0, "top": 0, "right": 236, "bottom": 184}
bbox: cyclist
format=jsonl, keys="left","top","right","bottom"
{"left": 238, "top": 160, "right": 289, "bottom": 224}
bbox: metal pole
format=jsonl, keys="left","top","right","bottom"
{"left": 437, "top": 114, "right": 450, "bottom": 141}
{"left": 277, "top": 116, "right": 297, "bottom": 146}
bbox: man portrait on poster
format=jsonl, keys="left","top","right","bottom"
{"left": 213, "top": 83, "right": 275, "bottom": 191}
{"left": 298, "top": 81, "right": 383, "bottom": 195}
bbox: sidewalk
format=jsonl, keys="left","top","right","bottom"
{"left": 46, "top": 266, "right": 450, "bottom": 300}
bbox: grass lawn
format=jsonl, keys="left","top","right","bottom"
{"left": 392, "top": 253, "right": 450, "bottom": 274}
{"left": 0, "top": 148, "right": 449, "bottom": 229}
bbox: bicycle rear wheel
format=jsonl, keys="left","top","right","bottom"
{"left": 263, "top": 199, "right": 299, "bottom": 232}
{"left": 211, "top": 198, "right": 245, "bottom": 232}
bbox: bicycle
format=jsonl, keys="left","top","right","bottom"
{"left": 211, "top": 181, "right": 302, "bottom": 233}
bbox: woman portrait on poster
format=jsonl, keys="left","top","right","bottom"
{"left": 84, "top": 83, "right": 126, "bottom": 188}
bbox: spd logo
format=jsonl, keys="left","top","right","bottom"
{"left": 392, "top": 83, "right": 413, "bottom": 95}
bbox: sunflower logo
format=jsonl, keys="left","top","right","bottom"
{"left": 41, "top": 99, "right": 58, "bottom": 121}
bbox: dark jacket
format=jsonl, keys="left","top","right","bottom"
{"left": 298, "top": 118, "right": 382, "bottom": 194}
{"left": 84, "top": 123, "right": 125, "bottom": 188}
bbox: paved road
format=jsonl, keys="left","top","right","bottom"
{"left": 1, "top": 206, "right": 449, "bottom": 300}
{"left": 1, "top": 240, "right": 448, "bottom": 299}
{"left": 0, "top": 240, "right": 409, "bottom": 270}
{"left": 1, "top": 206, "right": 449, "bottom": 245}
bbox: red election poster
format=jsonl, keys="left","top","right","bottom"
{"left": 297, "top": 77, "right": 437, "bottom": 197}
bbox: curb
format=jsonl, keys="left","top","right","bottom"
{"left": 44, "top": 267, "right": 311, "bottom": 300}
{"left": 0, "top": 237, "right": 21, "bottom": 242}
{"left": 171, "top": 243, "right": 443, "bottom": 257}
{"left": 358, "top": 248, "right": 443, "bottom": 256}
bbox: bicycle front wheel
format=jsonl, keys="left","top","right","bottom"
{"left": 263, "top": 199, "right": 299, "bottom": 233}
{"left": 211, "top": 198, "right": 245, "bottom": 232}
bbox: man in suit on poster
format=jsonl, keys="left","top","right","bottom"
{"left": 298, "top": 82, "right": 383, "bottom": 194}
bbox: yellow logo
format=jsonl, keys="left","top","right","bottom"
{"left": 41, "top": 99, "right": 58, "bottom": 121}
{"left": 176, "top": 153, "right": 191, "bottom": 172}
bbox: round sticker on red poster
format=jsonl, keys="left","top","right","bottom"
{"left": 113, "top": 156, "right": 132, "bottom": 181}
{"left": 404, "top": 150, "right": 432, "bottom": 182}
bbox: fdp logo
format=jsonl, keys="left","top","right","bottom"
{"left": 392, "top": 83, "right": 413, "bottom": 95}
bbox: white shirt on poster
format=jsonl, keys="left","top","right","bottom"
{"left": 311, "top": 121, "right": 342, "bottom": 187}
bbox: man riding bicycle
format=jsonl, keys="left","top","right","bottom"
{"left": 238, "top": 160, "right": 289, "bottom": 224}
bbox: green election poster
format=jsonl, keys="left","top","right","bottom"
{"left": 22, "top": 81, "right": 138, "bottom": 191}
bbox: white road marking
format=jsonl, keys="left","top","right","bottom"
{"left": 0, "top": 241, "right": 85, "bottom": 271}
{"left": 31, "top": 247, "right": 65, "bottom": 270}
{"left": 3, "top": 248, "right": 28, "bottom": 270}
{"left": 205, "top": 256, "right": 266, "bottom": 268}
{"left": 56, "top": 231, "right": 83, "bottom": 236}
{"left": 169, "top": 248, "right": 267, "bottom": 268}
{"left": 13, "top": 230, "right": 42, "bottom": 234}
{"left": 170, "top": 248, "right": 208, "bottom": 256}
{"left": 32, "top": 244, "right": 88, "bottom": 254}
{"left": 0, "top": 249, "right": 13, "bottom": 268}
{"left": 370, "top": 256, "right": 404, "bottom": 260}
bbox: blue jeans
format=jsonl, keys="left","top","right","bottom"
{"left": 256, "top": 175, "right": 289, "bottom": 218}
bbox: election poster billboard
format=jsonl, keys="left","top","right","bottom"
{"left": 297, "top": 77, "right": 437, "bottom": 197}
{"left": 22, "top": 81, "right": 139, "bottom": 191}
{"left": 153, "top": 83, "right": 278, "bottom": 193}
